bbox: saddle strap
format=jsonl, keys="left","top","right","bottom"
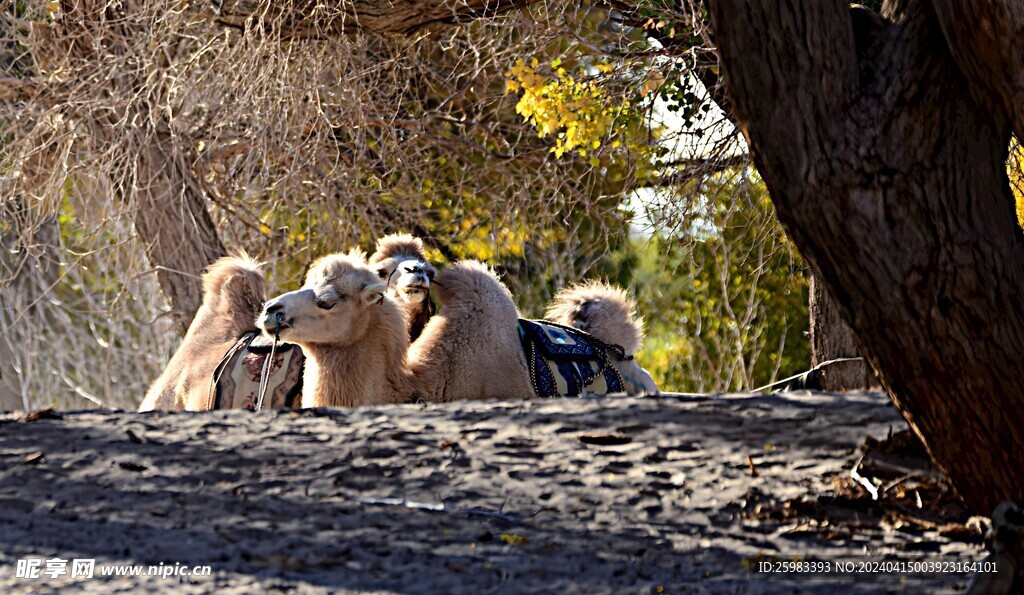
{"left": 207, "top": 332, "right": 258, "bottom": 410}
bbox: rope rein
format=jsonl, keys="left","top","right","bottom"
{"left": 255, "top": 312, "right": 283, "bottom": 412}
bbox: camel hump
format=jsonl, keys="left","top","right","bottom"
{"left": 431, "top": 260, "right": 515, "bottom": 311}
{"left": 545, "top": 280, "right": 645, "bottom": 356}
{"left": 202, "top": 252, "right": 267, "bottom": 309}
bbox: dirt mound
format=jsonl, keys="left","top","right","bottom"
{"left": 0, "top": 392, "right": 985, "bottom": 592}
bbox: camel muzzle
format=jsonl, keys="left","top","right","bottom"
{"left": 258, "top": 300, "right": 293, "bottom": 333}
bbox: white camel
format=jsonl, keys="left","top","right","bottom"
{"left": 367, "top": 234, "right": 436, "bottom": 341}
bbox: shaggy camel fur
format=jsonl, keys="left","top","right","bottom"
{"left": 409, "top": 263, "right": 659, "bottom": 402}
{"left": 408, "top": 260, "right": 535, "bottom": 402}
{"left": 367, "top": 234, "right": 435, "bottom": 341}
{"left": 257, "top": 251, "right": 412, "bottom": 408}
{"left": 545, "top": 280, "right": 660, "bottom": 395}
{"left": 139, "top": 254, "right": 266, "bottom": 411}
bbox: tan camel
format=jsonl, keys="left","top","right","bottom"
{"left": 407, "top": 260, "right": 535, "bottom": 402}
{"left": 139, "top": 253, "right": 266, "bottom": 411}
{"left": 545, "top": 280, "right": 660, "bottom": 395}
{"left": 408, "top": 261, "right": 658, "bottom": 402}
{"left": 367, "top": 234, "right": 435, "bottom": 341}
{"left": 256, "top": 250, "right": 412, "bottom": 408}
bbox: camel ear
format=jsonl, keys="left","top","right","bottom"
{"left": 361, "top": 283, "right": 386, "bottom": 305}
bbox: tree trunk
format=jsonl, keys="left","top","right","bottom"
{"left": 708, "top": 0, "right": 1024, "bottom": 514}
{"left": 133, "top": 133, "right": 226, "bottom": 331}
{"left": 808, "top": 274, "right": 880, "bottom": 391}
{"left": 0, "top": 316, "right": 24, "bottom": 411}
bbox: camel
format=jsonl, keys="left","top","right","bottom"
{"left": 408, "top": 261, "right": 658, "bottom": 402}
{"left": 139, "top": 253, "right": 266, "bottom": 411}
{"left": 256, "top": 250, "right": 412, "bottom": 408}
{"left": 407, "top": 260, "right": 535, "bottom": 402}
{"left": 545, "top": 280, "right": 660, "bottom": 395}
{"left": 367, "top": 234, "right": 435, "bottom": 341}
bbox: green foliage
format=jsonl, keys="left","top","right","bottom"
{"left": 632, "top": 172, "right": 810, "bottom": 392}
{"left": 501, "top": 5, "right": 810, "bottom": 391}
{"left": 244, "top": 10, "right": 652, "bottom": 310}
{"left": 656, "top": 73, "right": 712, "bottom": 132}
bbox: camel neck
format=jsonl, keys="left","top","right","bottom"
{"left": 184, "top": 308, "right": 242, "bottom": 346}
{"left": 296, "top": 297, "right": 412, "bottom": 408}
{"left": 404, "top": 301, "right": 432, "bottom": 342}
{"left": 300, "top": 337, "right": 409, "bottom": 408}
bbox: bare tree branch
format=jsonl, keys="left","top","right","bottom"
{"left": 212, "top": 0, "right": 540, "bottom": 37}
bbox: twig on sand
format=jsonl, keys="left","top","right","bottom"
{"left": 579, "top": 434, "right": 632, "bottom": 446}
{"left": 882, "top": 473, "right": 912, "bottom": 494}
{"left": 867, "top": 459, "right": 945, "bottom": 483}
{"left": 851, "top": 455, "right": 880, "bottom": 500}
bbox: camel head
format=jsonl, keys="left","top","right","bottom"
{"left": 388, "top": 259, "right": 434, "bottom": 304}
{"left": 368, "top": 234, "right": 435, "bottom": 305}
{"left": 257, "top": 251, "right": 387, "bottom": 348}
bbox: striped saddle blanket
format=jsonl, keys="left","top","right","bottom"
{"left": 209, "top": 332, "right": 305, "bottom": 410}
{"left": 517, "top": 319, "right": 626, "bottom": 398}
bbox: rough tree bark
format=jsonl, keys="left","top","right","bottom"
{"left": 707, "top": 0, "right": 1024, "bottom": 513}
{"left": 213, "top": 0, "right": 536, "bottom": 36}
{"left": 808, "top": 274, "right": 880, "bottom": 391}
{"left": 133, "top": 132, "right": 226, "bottom": 331}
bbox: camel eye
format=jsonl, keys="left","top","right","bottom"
{"left": 376, "top": 268, "right": 389, "bottom": 280}
{"left": 315, "top": 297, "right": 335, "bottom": 310}
{"left": 426, "top": 270, "right": 435, "bottom": 281}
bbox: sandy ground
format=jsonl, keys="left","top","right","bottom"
{"left": 0, "top": 392, "right": 986, "bottom": 593}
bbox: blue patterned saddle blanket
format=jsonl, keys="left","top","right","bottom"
{"left": 517, "top": 319, "right": 626, "bottom": 398}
